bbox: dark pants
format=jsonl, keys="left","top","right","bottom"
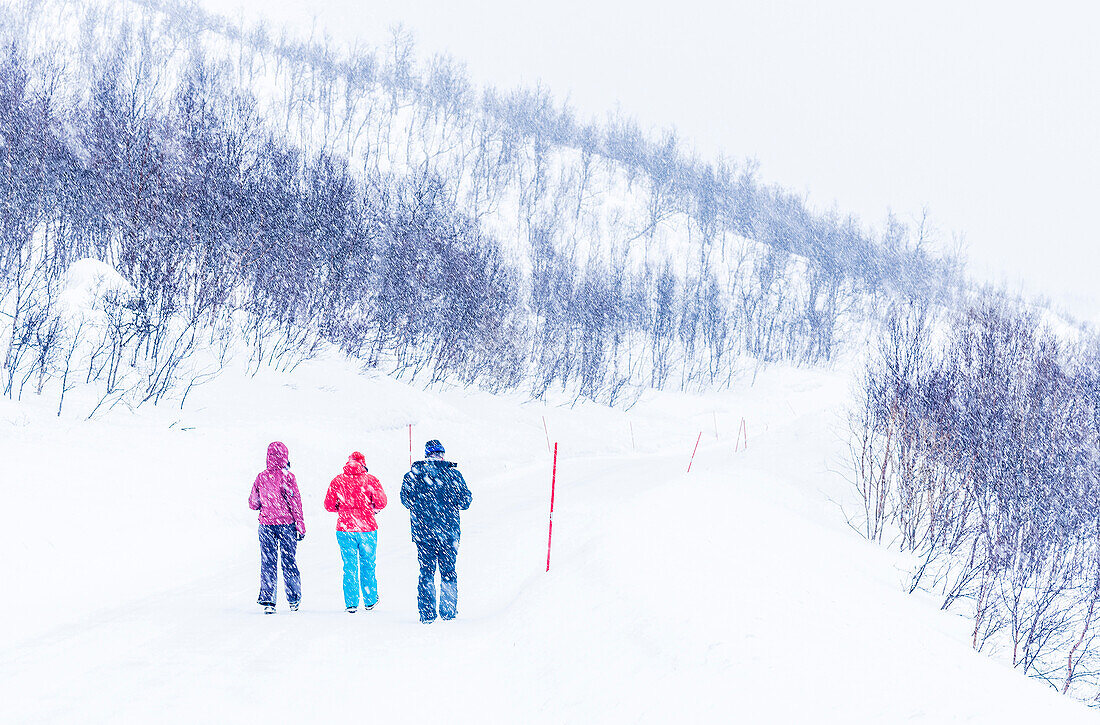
{"left": 258, "top": 524, "right": 301, "bottom": 606}
{"left": 415, "top": 537, "right": 458, "bottom": 622}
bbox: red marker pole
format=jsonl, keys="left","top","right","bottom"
{"left": 408, "top": 424, "right": 413, "bottom": 467}
{"left": 687, "top": 431, "right": 702, "bottom": 473}
{"left": 546, "top": 442, "right": 558, "bottom": 572}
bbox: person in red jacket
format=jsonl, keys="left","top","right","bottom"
{"left": 324, "top": 452, "right": 387, "bottom": 613}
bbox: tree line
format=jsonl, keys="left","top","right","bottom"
{"left": 849, "top": 300, "right": 1100, "bottom": 698}
{"left": 0, "top": 1, "right": 959, "bottom": 416}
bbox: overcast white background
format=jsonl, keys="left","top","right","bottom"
{"left": 205, "top": 0, "right": 1100, "bottom": 321}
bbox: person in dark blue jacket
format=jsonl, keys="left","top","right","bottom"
{"left": 401, "top": 439, "right": 473, "bottom": 623}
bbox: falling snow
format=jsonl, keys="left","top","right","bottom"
{"left": 0, "top": 0, "right": 1096, "bottom": 722}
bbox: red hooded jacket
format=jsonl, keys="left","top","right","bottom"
{"left": 324, "top": 452, "right": 388, "bottom": 532}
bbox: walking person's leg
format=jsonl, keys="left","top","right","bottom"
{"left": 278, "top": 524, "right": 302, "bottom": 606}
{"left": 336, "top": 531, "right": 360, "bottom": 610}
{"left": 258, "top": 525, "right": 278, "bottom": 607}
{"left": 360, "top": 531, "right": 379, "bottom": 608}
{"left": 438, "top": 539, "right": 459, "bottom": 620}
{"left": 415, "top": 538, "right": 439, "bottom": 623}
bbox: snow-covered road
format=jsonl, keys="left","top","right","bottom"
{"left": 0, "top": 360, "right": 1090, "bottom": 722}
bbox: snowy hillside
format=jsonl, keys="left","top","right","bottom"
{"left": 0, "top": 0, "right": 963, "bottom": 413}
{"left": 0, "top": 356, "right": 1090, "bottom": 722}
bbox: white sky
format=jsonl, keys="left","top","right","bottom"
{"left": 205, "top": 0, "right": 1100, "bottom": 320}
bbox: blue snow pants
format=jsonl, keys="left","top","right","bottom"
{"left": 336, "top": 530, "right": 379, "bottom": 609}
{"left": 258, "top": 524, "right": 301, "bottom": 607}
{"left": 415, "top": 536, "right": 458, "bottom": 622}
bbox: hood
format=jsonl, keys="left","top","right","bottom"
{"left": 266, "top": 441, "right": 289, "bottom": 471}
{"left": 344, "top": 452, "right": 367, "bottom": 477}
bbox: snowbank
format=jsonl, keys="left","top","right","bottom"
{"left": 54, "top": 258, "right": 133, "bottom": 323}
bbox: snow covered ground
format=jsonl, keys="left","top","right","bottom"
{"left": 0, "top": 357, "right": 1091, "bottom": 722}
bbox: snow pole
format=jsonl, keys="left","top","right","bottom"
{"left": 687, "top": 431, "right": 702, "bottom": 473}
{"left": 546, "top": 442, "right": 558, "bottom": 572}
{"left": 630, "top": 421, "right": 636, "bottom": 451}
{"left": 408, "top": 424, "right": 413, "bottom": 467}
{"left": 735, "top": 418, "right": 748, "bottom": 452}
{"left": 713, "top": 411, "right": 719, "bottom": 440}
{"left": 542, "top": 415, "right": 551, "bottom": 454}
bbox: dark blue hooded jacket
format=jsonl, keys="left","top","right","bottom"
{"left": 400, "top": 459, "right": 472, "bottom": 544}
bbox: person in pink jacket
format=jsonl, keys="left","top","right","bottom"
{"left": 248, "top": 441, "right": 306, "bottom": 614}
{"left": 324, "top": 451, "right": 387, "bottom": 613}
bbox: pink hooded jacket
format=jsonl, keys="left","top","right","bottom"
{"left": 248, "top": 441, "right": 306, "bottom": 534}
